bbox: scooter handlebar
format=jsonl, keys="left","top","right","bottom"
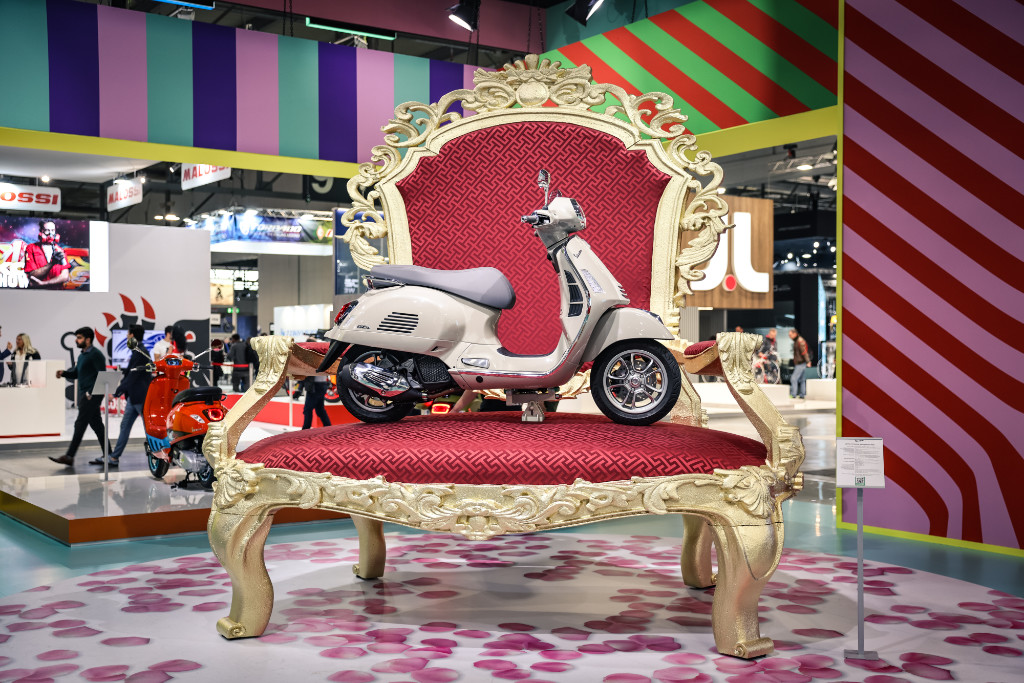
{"left": 521, "top": 214, "right": 542, "bottom": 225}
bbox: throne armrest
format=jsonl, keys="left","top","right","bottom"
{"left": 683, "top": 333, "right": 805, "bottom": 489}
{"left": 202, "top": 337, "right": 340, "bottom": 467}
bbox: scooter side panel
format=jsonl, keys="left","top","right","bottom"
{"left": 330, "top": 286, "right": 501, "bottom": 354}
{"left": 581, "top": 307, "right": 675, "bottom": 362}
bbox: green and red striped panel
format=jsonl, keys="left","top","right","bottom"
{"left": 543, "top": 0, "right": 838, "bottom": 134}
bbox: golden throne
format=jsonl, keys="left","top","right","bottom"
{"left": 203, "top": 56, "right": 806, "bottom": 659}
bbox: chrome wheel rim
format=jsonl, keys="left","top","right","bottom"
{"left": 602, "top": 349, "right": 669, "bottom": 414}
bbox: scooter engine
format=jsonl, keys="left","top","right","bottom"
{"left": 177, "top": 447, "right": 209, "bottom": 475}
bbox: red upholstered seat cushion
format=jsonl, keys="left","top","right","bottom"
{"left": 684, "top": 340, "right": 717, "bottom": 357}
{"left": 297, "top": 341, "right": 330, "bottom": 355}
{"left": 395, "top": 121, "right": 671, "bottom": 355}
{"left": 237, "top": 413, "right": 766, "bottom": 486}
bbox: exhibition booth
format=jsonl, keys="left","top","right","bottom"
{"left": 0, "top": 1, "right": 1020, "bottom": 681}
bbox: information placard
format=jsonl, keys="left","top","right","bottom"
{"left": 836, "top": 437, "right": 885, "bottom": 488}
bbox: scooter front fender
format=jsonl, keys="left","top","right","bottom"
{"left": 581, "top": 307, "right": 675, "bottom": 363}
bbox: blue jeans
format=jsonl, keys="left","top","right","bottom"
{"left": 111, "top": 401, "right": 143, "bottom": 460}
{"left": 790, "top": 364, "right": 807, "bottom": 398}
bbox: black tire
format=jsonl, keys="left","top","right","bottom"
{"left": 324, "top": 383, "right": 341, "bottom": 403}
{"left": 146, "top": 440, "right": 170, "bottom": 479}
{"left": 338, "top": 350, "right": 415, "bottom": 423}
{"left": 195, "top": 438, "right": 216, "bottom": 487}
{"left": 592, "top": 339, "right": 681, "bottom": 426}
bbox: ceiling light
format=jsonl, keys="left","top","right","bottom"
{"left": 154, "top": 215, "right": 164, "bottom": 221}
{"left": 565, "top": 0, "right": 604, "bottom": 25}
{"left": 305, "top": 16, "right": 397, "bottom": 40}
{"left": 157, "top": 1, "right": 215, "bottom": 9}
{"left": 448, "top": 0, "right": 480, "bottom": 31}
{"left": 787, "top": 253, "right": 793, "bottom": 259}
{"left": 802, "top": 253, "right": 812, "bottom": 258}
{"left": 40, "top": 175, "right": 50, "bottom": 183}
{"left": 797, "top": 163, "right": 814, "bottom": 171}
{"left": 830, "top": 246, "right": 836, "bottom": 253}
{"left": 201, "top": 213, "right": 210, "bottom": 219}
{"left": 114, "top": 177, "right": 130, "bottom": 185}
{"left": 168, "top": 164, "right": 178, "bottom": 174}
{"left": 138, "top": 174, "right": 146, "bottom": 184}
{"left": 299, "top": 213, "right": 314, "bottom": 221}
{"left": 813, "top": 241, "right": 819, "bottom": 248}
{"left": 244, "top": 209, "right": 258, "bottom": 216}
{"left": 218, "top": 209, "right": 229, "bottom": 215}
{"left": 716, "top": 187, "right": 726, "bottom": 194}
{"left": 165, "top": 214, "right": 180, "bottom": 221}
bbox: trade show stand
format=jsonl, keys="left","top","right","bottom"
{"left": 0, "top": 361, "right": 64, "bottom": 438}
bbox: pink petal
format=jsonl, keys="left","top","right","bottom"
{"left": 371, "top": 657, "right": 429, "bottom": 673}
{"left": 191, "top": 602, "right": 228, "bottom": 612}
{"left": 662, "top": 654, "right": 707, "bottom": 665}
{"left": 36, "top": 651, "right": 80, "bottom": 661}
{"left": 899, "top": 653, "right": 953, "bottom": 665}
{"left": 900, "top": 663, "right": 954, "bottom": 680}
{"left": 81, "top": 665, "right": 131, "bottom": 681}
{"left": 981, "top": 645, "right": 1022, "bottom": 657}
{"left": 52, "top": 627, "right": 102, "bottom": 638}
{"left": 410, "top": 669, "right": 460, "bottom": 683}
{"left": 125, "top": 673, "right": 172, "bottom": 683}
{"left": 326, "top": 671, "right": 375, "bottom": 683}
{"left": 146, "top": 660, "right": 201, "bottom": 673}
{"left": 318, "top": 647, "right": 367, "bottom": 660}
{"left": 532, "top": 662, "right": 573, "bottom": 672}
{"left": 603, "top": 676, "right": 651, "bottom": 683}
{"left": 100, "top": 638, "right": 150, "bottom": 647}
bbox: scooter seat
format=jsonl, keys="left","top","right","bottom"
{"left": 172, "top": 386, "right": 224, "bottom": 407}
{"left": 371, "top": 265, "right": 516, "bottom": 310}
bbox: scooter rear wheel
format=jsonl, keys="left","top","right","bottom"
{"left": 592, "top": 339, "right": 681, "bottom": 426}
{"left": 145, "top": 441, "right": 170, "bottom": 479}
{"left": 338, "top": 350, "right": 415, "bottom": 423}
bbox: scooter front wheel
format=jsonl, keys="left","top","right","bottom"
{"left": 145, "top": 440, "right": 170, "bottom": 479}
{"left": 592, "top": 340, "right": 681, "bottom": 426}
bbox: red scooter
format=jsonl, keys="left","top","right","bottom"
{"left": 130, "top": 339, "right": 226, "bottom": 488}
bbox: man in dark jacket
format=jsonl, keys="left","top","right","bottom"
{"left": 89, "top": 324, "right": 150, "bottom": 467}
{"left": 226, "top": 334, "right": 249, "bottom": 393}
{"left": 789, "top": 328, "right": 812, "bottom": 399}
{"left": 50, "top": 326, "right": 112, "bottom": 467}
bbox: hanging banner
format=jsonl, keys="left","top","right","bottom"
{"left": 181, "top": 164, "right": 231, "bottom": 190}
{"left": 0, "top": 183, "right": 61, "bottom": 212}
{"left": 193, "top": 214, "right": 332, "bottom": 244}
{"left": 0, "top": 216, "right": 91, "bottom": 290}
{"left": 106, "top": 178, "right": 144, "bottom": 211}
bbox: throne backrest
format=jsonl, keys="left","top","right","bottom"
{"left": 340, "top": 56, "right": 730, "bottom": 353}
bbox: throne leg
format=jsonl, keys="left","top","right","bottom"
{"left": 208, "top": 505, "right": 277, "bottom": 639}
{"left": 351, "top": 515, "right": 386, "bottom": 579}
{"left": 680, "top": 513, "right": 716, "bottom": 588}
{"left": 708, "top": 519, "right": 784, "bottom": 659}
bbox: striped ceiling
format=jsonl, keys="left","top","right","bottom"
{"left": 542, "top": 0, "right": 838, "bottom": 134}
{"left": 0, "top": 0, "right": 478, "bottom": 164}
{"left": 841, "top": 0, "right": 1024, "bottom": 549}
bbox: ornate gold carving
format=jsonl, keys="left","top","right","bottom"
{"left": 714, "top": 465, "right": 780, "bottom": 519}
{"left": 338, "top": 54, "right": 729, "bottom": 315}
{"left": 717, "top": 332, "right": 759, "bottom": 395}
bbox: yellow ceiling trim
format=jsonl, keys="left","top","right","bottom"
{"left": 695, "top": 106, "right": 840, "bottom": 158}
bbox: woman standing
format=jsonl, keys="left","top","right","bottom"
{"left": 8, "top": 333, "right": 41, "bottom": 385}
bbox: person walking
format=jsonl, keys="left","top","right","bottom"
{"left": 49, "top": 326, "right": 112, "bottom": 468}
{"left": 301, "top": 374, "right": 332, "bottom": 430}
{"left": 226, "top": 333, "right": 249, "bottom": 393}
{"left": 789, "top": 328, "right": 812, "bottom": 399}
{"left": 8, "top": 333, "right": 42, "bottom": 385}
{"left": 210, "top": 338, "right": 225, "bottom": 387}
{"left": 89, "top": 324, "right": 150, "bottom": 468}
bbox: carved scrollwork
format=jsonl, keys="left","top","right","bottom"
{"left": 213, "top": 459, "right": 264, "bottom": 509}
{"left": 714, "top": 465, "right": 780, "bottom": 519}
{"left": 717, "top": 332, "right": 759, "bottom": 395}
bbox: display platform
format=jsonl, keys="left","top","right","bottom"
{"left": 0, "top": 532, "right": 1019, "bottom": 682}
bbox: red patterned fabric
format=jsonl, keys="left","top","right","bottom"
{"left": 395, "top": 121, "right": 671, "bottom": 355}
{"left": 297, "top": 342, "right": 330, "bottom": 355}
{"left": 238, "top": 413, "right": 766, "bottom": 485}
{"left": 684, "top": 341, "right": 717, "bottom": 356}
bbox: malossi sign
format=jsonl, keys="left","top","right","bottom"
{"left": 688, "top": 195, "right": 774, "bottom": 309}
{"left": 0, "top": 183, "right": 61, "bottom": 212}
{"left": 106, "top": 178, "right": 143, "bottom": 211}
{"left": 182, "top": 164, "right": 231, "bottom": 190}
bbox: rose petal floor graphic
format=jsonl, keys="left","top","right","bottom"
{"left": 0, "top": 534, "right": 1021, "bottom": 683}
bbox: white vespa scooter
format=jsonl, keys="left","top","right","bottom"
{"left": 318, "top": 170, "right": 681, "bottom": 425}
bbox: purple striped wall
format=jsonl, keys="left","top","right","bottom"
{"left": 47, "top": 0, "right": 98, "bottom": 136}
{"left": 318, "top": 42, "right": 358, "bottom": 165}
{"left": 236, "top": 30, "right": 279, "bottom": 156}
{"left": 193, "top": 22, "right": 237, "bottom": 151}
{"left": 356, "top": 50, "right": 397, "bottom": 161}
{"left": 97, "top": 6, "right": 147, "bottom": 142}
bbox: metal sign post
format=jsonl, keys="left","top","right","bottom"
{"left": 95, "top": 371, "right": 123, "bottom": 483}
{"left": 836, "top": 437, "right": 884, "bottom": 661}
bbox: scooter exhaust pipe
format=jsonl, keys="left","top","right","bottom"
{"left": 340, "top": 362, "right": 412, "bottom": 399}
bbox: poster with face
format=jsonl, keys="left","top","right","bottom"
{"left": 0, "top": 216, "right": 91, "bottom": 291}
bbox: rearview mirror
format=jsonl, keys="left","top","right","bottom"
{"left": 537, "top": 169, "right": 551, "bottom": 207}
